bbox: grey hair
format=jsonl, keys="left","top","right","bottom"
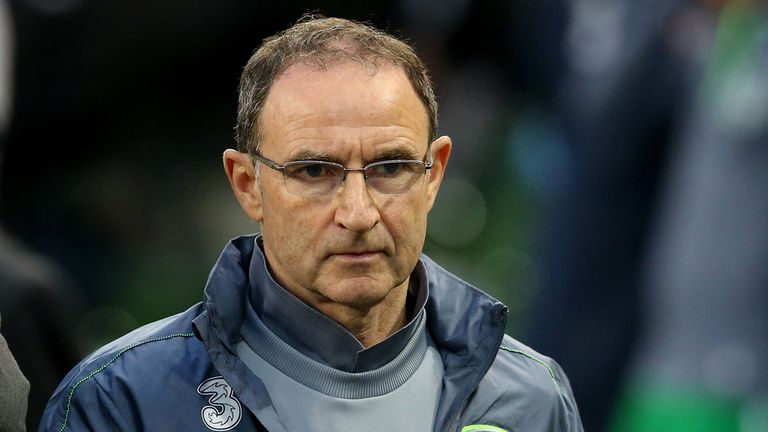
{"left": 235, "top": 15, "right": 438, "bottom": 154}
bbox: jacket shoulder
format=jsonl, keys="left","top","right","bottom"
{"left": 496, "top": 335, "right": 569, "bottom": 395}
{"left": 39, "top": 303, "right": 208, "bottom": 431}
{"left": 462, "top": 335, "right": 583, "bottom": 432}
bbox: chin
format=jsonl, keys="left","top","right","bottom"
{"left": 321, "top": 277, "right": 398, "bottom": 307}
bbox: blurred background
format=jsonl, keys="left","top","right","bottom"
{"left": 1, "top": 0, "right": 767, "bottom": 430}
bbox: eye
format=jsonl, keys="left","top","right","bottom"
{"left": 370, "top": 162, "right": 406, "bottom": 176}
{"left": 285, "top": 162, "right": 340, "bottom": 181}
{"left": 301, "top": 163, "right": 325, "bottom": 178}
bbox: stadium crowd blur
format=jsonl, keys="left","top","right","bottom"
{"left": 1, "top": 0, "right": 766, "bottom": 430}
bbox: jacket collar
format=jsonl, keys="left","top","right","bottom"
{"left": 419, "top": 254, "right": 508, "bottom": 431}
{"left": 194, "top": 235, "right": 508, "bottom": 432}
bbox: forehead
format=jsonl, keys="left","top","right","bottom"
{"left": 259, "top": 61, "right": 429, "bottom": 157}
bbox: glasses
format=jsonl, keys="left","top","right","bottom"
{"left": 252, "top": 148, "right": 433, "bottom": 198}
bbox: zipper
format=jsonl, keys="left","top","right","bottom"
{"left": 441, "top": 304, "right": 509, "bottom": 432}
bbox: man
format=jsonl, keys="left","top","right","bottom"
{"left": 40, "top": 16, "right": 582, "bottom": 431}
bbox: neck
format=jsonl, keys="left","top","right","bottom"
{"left": 313, "top": 281, "right": 410, "bottom": 348}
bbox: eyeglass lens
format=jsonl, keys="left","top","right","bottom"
{"left": 282, "top": 161, "right": 426, "bottom": 196}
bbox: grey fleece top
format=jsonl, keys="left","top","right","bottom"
{"left": 240, "top": 241, "right": 444, "bottom": 431}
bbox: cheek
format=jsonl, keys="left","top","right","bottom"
{"left": 385, "top": 197, "right": 429, "bottom": 248}
{"left": 263, "top": 193, "right": 333, "bottom": 254}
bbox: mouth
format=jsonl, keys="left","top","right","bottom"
{"left": 329, "top": 250, "right": 384, "bottom": 261}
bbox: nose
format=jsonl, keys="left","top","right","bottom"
{"left": 334, "top": 171, "right": 380, "bottom": 233}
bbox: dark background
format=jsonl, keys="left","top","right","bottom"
{"left": 2, "top": 0, "right": 767, "bottom": 431}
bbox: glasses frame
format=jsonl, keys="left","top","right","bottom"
{"left": 252, "top": 144, "right": 434, "bottom": 197}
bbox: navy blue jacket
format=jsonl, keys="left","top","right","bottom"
{"left": 40, "top": 235, "right": 582, "bottom": 431}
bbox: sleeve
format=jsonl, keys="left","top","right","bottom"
{"left": 469, "top": 340, "right": 585, "bottom": 432}
{"left": 38, "top": 376, "right": 131, "bottom": 432}
{"left": 549, "top": 358, "right": 584, "bottom": 432}
{"left": 0, "top": 327, "right": 30, "bottom": 432}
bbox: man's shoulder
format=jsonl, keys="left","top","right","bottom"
{"left": 491, "top": 336, "right": 570, "bottom": 396}
{"left": 464, "top": 335, "right": 583, "bottom": 431}
{"left": 40, "top": 303, "right": 212, "bottom": 431}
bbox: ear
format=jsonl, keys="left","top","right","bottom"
{"left": 223, "top": 149, "right": 263, "bottom": 221}
{"left": 425, "top": 135, "right": 452, "bottom": 211}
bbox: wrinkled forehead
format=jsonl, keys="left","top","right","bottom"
{"left": 258, "top": 61, "right": 430, "bottom": 153}
{"left": 267, "top": 55, "right": 424, "bottom": 110}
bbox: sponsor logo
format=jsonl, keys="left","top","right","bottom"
{"left": 461, "top": 425, "right": 509, "bottom": 432}
{"left": 197, "top": 376, "right": 243, "bottom": 431}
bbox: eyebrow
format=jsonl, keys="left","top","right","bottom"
{"left": 367, "top": 148, "right": 421, "bottom": 163}
{"left": 285, "top": 146, "right": 422, "bottom": 165}
{"left": 286, "top": 150, "right": 341, "bottom": 163}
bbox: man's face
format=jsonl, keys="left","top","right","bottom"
{"left": 246, "top": 61, "right": 450, "bottom": 311}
